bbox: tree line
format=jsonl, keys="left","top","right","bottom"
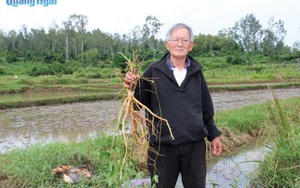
{"left": 0, "top": 14, "right": 299, "bottom": 69}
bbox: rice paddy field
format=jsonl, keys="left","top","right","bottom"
{"left": 0, "top": 61, "right": 299, "bottom": 187}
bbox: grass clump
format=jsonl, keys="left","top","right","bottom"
{"left": 213, "top": 104, "right": 267, "bottom": 153}
{"left": 0, "top": 135, "right": 147, "bottom": 187}
{"left": 251, "top": 96, "right": 300, "bottom": 187}
{"left": 216, "top": 104, "right": 266, "bottom": 133}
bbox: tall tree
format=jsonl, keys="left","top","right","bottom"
{"left": 292, "top": 42, "right": 300, "bottom": 52}
{"left": 142, "top": 16, "right": 163, "bottom": 58}
{"left": 129, "top": 26, "right": 142, "bottom": 51}
{"left": 7, "top": 30, "right": 17, "bottom": 51}
{"left": 0, "top": 30, "right": 6, "bottom": 53}
{"left": 69, "top": 14, "right": 88, "bottom": 63}
{"left": 229, "top": 14, "right": 262, "bottom": 53}
{"left": 261, "top": 17, "right": 287, "bottom": 59}
{"left": 62, "top": 14, "right": 88, "bottom": 62}
{"left": 48, "top": 21, "right": 60, "bottom": 54}
{"left": 29, "top": 28, "right": 48, "bottom": 60}
{"left": 62, "top": 19, "right": 74, "bottom": 62}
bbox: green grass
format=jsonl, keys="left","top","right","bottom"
{"left": 1, "top": 61, "right": 299, "bottom": 109}
{"left": 251, "top": 97, "right": 300, "bottom": 187}
{"left": 0, "top": 92, "right": 121, "bottom": 109}
{"left": 0, "top": 75, "right": 122, "bottom": 93}
{"left": 0, "top": 74, "right": 124, "bottom": 109}
{"left": 204, "top": 63, "right": 300, "bottom": 84}
{"left": 215, "top": 104, "right": 267, "bottom": 133}
{"left": 0, "top": 135, "right": 147, "bottom": 188}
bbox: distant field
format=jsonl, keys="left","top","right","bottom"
{"left": 0, "top": 62, "right": 299, "bottom": 109}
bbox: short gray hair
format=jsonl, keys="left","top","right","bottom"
{"left": 165, "top": 23, "right": 194, "bottom": 42}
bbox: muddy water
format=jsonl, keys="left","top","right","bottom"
{"left": 171, "top": 144, "right": 268, "bottom": 188}
{"left": 1, "top": 88, "right": 300, "bottom": 153}
{"left": 0, "top": 100, "right": 121, "bottom": 153}
{"left": 205, "top": 145, "right": 269, "bottom": 187}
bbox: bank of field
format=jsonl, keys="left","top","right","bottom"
{"left": 0, "top": 97, "right": 299, "bottom": 187}
{"left": 1, "top": 62, "right": 300, "bottom": 109}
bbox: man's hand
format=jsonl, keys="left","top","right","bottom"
{"left": 124, "top": 71, "right": 139, "bottom": 90}
{"left": 211, "top": 137, "right": 222, "bottom": 156}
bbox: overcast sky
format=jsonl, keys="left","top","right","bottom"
{"left": 1, "top": 0, "right": 299, "bottom": 46}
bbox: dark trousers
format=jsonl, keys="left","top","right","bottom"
{"left": 148, "top": 139, "right": 207, "bottom": 188}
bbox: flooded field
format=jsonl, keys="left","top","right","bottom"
{"left": 0, "top": 88, "right": 299, "bottom": 187}
{"left": 1, "top": 88, "right": 300, "bottom": 153}
{"left": 0, "top": 100, "right": 120, "bottom": 152}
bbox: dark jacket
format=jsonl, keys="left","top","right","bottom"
{"left": 134, "top": 53, "right": 221, "bottom": 145}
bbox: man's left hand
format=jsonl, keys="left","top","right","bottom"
{"left": 211, "top": 137, "right": 222, "bottom": 156}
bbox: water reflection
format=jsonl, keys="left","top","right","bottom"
{"left": 206, "top": 146, "right": 268, "bottom": 187}
{"left": 0, "top": 127, "right": 102, "bottom": 153}
{"left": 144, "top": 145, "right": 268, "bottom": 188}
{"left": 0, "top": 100, "right": 120, "bottom": 153}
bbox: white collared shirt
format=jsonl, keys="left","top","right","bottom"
{"left": 172, "top": 67, "right": 187, "bottom": 86}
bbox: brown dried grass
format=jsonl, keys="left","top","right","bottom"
{"left": 116, "top": 52, "right": 174, "bottom": 179}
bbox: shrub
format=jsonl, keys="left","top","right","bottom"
{"left": 28, "top": 65, "right": 53, "bottom": 77}
{"left": 0, "top": 66, "right": 5, "bottom": 75}
{"left": 28, "top": 62, "right": 74, "bottom": 77}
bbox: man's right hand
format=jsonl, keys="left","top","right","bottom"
{"left": 124, "top": 71, "right": 139, "bottom": 90}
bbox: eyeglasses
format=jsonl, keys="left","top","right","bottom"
{"left": 168, "top": 38, "right": 191, "bottom": 45}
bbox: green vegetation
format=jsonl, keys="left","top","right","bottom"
{"left": 0, "top": 62, "right": 124, "bottom": 109}
{"left": 0, "top": 14, "right": 299, "bottom": 76}
{"left": 0, "top": 135, "right": 147, "bottom": 187}
{"left": 251, "top": 96, "right": 300, "bottom": 187}
{"left": 1, "top": 58, "right": 299, "bottom": 109}
{"left": 203, "top": 62, "right": 300, "bottom": 84}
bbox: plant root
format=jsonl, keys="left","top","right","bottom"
{"left": 116, "top": 52, "right": 174, "bottom": 179}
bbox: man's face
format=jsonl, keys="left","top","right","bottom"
{"left": 165, "top": 27, "right": 194, "bottom": 58}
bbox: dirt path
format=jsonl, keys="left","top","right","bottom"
{"left": 1, "top": 88, "right": 300, "bottom": 153}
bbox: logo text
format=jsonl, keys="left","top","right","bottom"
{"left": 6, "top": 0, "right": 57, "bottom": 7}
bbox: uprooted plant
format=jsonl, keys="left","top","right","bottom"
{"left": 116, "top": 52, "right": 174, "bottom": 180}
